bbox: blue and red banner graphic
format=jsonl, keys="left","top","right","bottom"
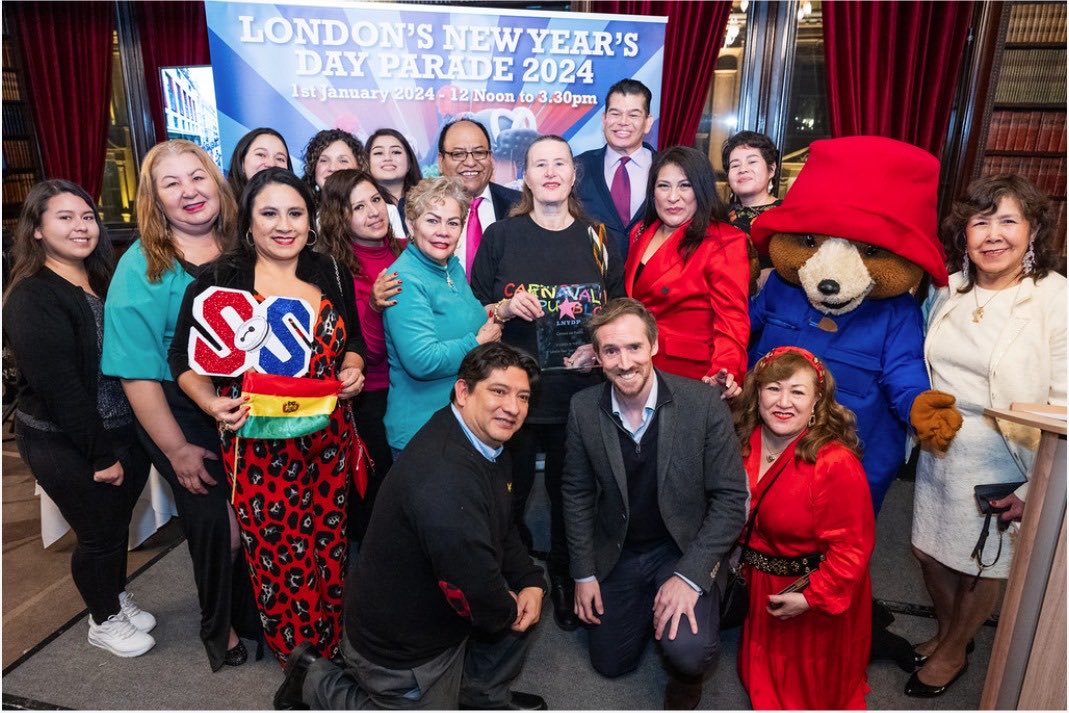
{"left": 204, "top": 0, "right": 666, "bottom": 184}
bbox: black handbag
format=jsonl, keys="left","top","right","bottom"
{"left": 718, "top": 457, "right": 790, "bottom": 630}
{"left": 969, "top": 480, "right": 1026, "bottom": 586}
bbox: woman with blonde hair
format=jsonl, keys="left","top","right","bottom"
{"left": 733, "top": 346, "right": 875, "bottom": 709}
{"left": 383, "top": 176, "right": 501, "bottom": 453}
{"left": 103, "top": 140, "right": 262, "bottom": 670}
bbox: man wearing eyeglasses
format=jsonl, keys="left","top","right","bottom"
{"left": 436, "top": 119, "right": 521, "bottom": 279}
{"left": 575, "top": 80, "right": 658, "bottom": 262}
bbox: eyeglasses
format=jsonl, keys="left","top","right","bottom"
{"left": 443, "top": 148, "right": 491, "bottom": 162}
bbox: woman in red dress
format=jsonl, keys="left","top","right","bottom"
{"left": 624, "top": 146, "right": 750, "bottom": 386}
{"left": 733, "top": 346, "right": 875, "bottom": 709}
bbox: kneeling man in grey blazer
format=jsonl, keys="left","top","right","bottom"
{"left": 561, "top": 298, "right": 749, "bottom": 710}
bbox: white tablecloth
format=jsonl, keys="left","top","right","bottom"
{"left": 37, "top": 466, "right": 178, "bottom": 549}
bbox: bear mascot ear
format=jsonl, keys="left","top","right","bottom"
{"left": 751, "top": 136, "right": 949, "bottom": 290}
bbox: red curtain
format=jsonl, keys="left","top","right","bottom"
{"left": 12, "top": 2, "right": 114, "bottom": 199}
{"left": 137, "top": 1, "right": 211, "bottom": 143}
{"left": 588, "top": 1, "right": 733, "bottom": 147}
{"left": 823, "top": 0, "right": 975, "bottom": 157}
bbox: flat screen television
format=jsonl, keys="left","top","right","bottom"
{"left": 159, "top": 65, "right": 223, "bottom": 169}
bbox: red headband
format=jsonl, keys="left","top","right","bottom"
{"left": 756, "top": 346, "right": 825, "bottom": 387}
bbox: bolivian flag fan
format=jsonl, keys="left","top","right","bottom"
{"left": 238, "top": 371, "right": 339, "bottom": 440}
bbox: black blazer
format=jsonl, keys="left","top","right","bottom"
{"left": 561, "top": 370, "right": 750, "bottom": 591}
{"left": 3, "top": 269, "right": 121, "bottom": 469}
{"left": 168, "top": 250, "right": 366, "bottom": 380}
{"left": 575, "top": 143, "right": 657, "bottom": 261}
{"left": 487, "top": 181, "right": 522, "bottom": 221}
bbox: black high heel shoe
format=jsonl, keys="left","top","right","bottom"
{"left": 905, "top": 660, "right": 968, "bottom": 698}
{"left": 223, "top": 641, "right": 248, "bottom": 666}
{"left": 912, "top": 639, "right": 974, "bottom": 669}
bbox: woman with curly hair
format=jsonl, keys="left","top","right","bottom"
{"left": 733, "top": 346, "right": 875, "bottom": 709}
{"left": 319, "top": 169, "right": 406, "bottom": 535}
{"left": 908, "top": 175, "right": 1065, "bottom": 697}
{"left": 102, "top": 140, "right": 262, "bottom": 670}
{"left": 300, "top": 128, "right": 366, "bottom": 205}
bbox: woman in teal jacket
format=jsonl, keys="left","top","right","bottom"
{"left": 382, "top": 176, "right": 501, "bottom": 453}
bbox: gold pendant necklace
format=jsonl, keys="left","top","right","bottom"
{"left": 972, "top": 287, "right": 1001, "bottom": 323}
{"left": 765, "top": 450, "right": 783, "bottom": 464}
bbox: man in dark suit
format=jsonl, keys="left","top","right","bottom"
{"left": 575, "top": 80, "right": 657, "bottom": 261}
{"left": 561, "top": 298, "right": 748, "bottom": 710}
{"left": 274, "top": 343, "right": 548, "bottom": 711}
{"left": 436, "top": 118, "right": 520, "bottom": 278}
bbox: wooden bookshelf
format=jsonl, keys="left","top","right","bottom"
{"left": 980, "top": 2, "right": 1068, "bottom": 262}
{"left": 1, "top": 12, "right": 43, "bottom": 237}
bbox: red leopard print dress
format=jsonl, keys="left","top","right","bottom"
{"left": 220, "top": 296, "right": 352, "bottom": 664}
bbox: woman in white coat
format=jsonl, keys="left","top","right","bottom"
{"left": 908, "top": 175, "right": 1066, "bottom": 698}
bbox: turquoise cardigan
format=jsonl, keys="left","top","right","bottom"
{"left": 102, "top": 240, "right": 194, "bottom": 381}
{"left": 383, "top": 244, "right": 486, "bottom": 450}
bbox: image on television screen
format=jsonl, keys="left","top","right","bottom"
{"left": 160, "top": 65, "right": 222, "bottom": 169}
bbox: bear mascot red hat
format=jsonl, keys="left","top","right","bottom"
{"left": 749, "top": 135, "right": 962, "bottom": 514}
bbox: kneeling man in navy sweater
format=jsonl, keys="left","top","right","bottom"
{"left": 275, "top": 343, "right": 548, "bottom": 710}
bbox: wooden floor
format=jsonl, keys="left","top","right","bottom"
{"left": 1, "top": 421, "right": 184, "bottom": 670}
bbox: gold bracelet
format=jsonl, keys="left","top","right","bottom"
{"left": 493, "top": 298, "right": 511, "bottom": 324}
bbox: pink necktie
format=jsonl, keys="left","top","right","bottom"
{"left": 610, "top": 156, "right": 631, "bottom": 226}
{"left": 465, "top": 196, "right": 484, "bottom": 277}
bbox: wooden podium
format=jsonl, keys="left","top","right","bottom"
{"left": 980, "top": 404, "right": 1066, "bottom": 710}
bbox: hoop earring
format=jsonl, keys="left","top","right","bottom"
{"left": 1022, "top": 237, "right": 1036, "bottom": 275}
{"left": 245, "top": 230, "right": 253, "bottom": 246}
{"left": 306, "top": 229, "right": 318, "bottom": 247}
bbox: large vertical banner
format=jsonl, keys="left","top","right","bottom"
{"left": 204, "top": 0, "right": 666, "bottom": 184}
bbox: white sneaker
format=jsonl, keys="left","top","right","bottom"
{"left": 88, "top": 612, "right": 155, "bottom": 658}
{"left": 119, "top": 591, "right": 157, "bottom": 632}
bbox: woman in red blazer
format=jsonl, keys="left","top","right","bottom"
{"left": 624, "top": 146, "right": 751, "bottom": 384}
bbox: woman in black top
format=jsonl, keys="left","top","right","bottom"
{"left": 471, "top": 134, "right": 625, "bottom": 632}
{"left": 3, "top": 180, "right": 155, "bottom": 658}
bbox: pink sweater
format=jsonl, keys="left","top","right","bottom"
{"left": 352, "top": 241, "right": 404, "bottom": 392}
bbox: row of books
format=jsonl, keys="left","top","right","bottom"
{"left": 993, "top": 48, "right": 1067, "bottom": 105}
{"left": 1007, "top": 2, "right": 1067, "bottom": 44}
{"left": 3, "top": 139, "right": 35, "bottom": 170}
{"left": 2, "top": 70, "right": 21, "bottom": 102}
{"left": 985, "top": 110, "right": 1067, "bottom": 153}
{"left": 3, "top": 172, "right": 36, "bottom": 205}
{"left": 1050, "top": 199, "right": 1067, "bottom": 254}
{"left": 981, "top": 155, "right": 1066, "bottom": 196}
{"left": 2, "top": 104, "right": 30, "bottom": 135}
{"left": 1, "top": 218, "right": 17, "bottom": 236}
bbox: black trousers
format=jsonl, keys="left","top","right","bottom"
{"left": 504, "top": 421, "right": 568, "bottom": 577}
{"left": 347, "top": 388, "right": 393, "bottom": 542}
{"left": 306, "top": 625, "right": 535, "bottom": 709}
{"left": 138, "top": 381, "right": 262, "bottom": 671}
{"left": 15, "top": 420, "right": 149, "bottom": 624}
{"left": 588, "top": 539, "right": 720, "bottom": 679}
